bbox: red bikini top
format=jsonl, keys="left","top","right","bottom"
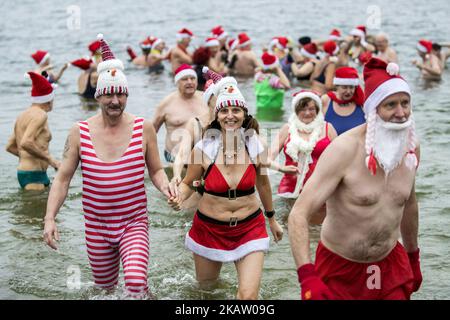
{"left": 204, "top": 163, "right": 256, "bottom": 193}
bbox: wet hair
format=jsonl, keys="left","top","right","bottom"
{"left": 432, "top": 43, "right": 442, "bottom": 52}
{"left": 205, "top": 111, "right": 260, "bottom": 135}
{"left": 295, "top": 97, "right": 319, "bottom": 115}
{"left": 298, "top": 36, "right": 311, "bottom": 46}
{"left": 193, "top": 47, "right": 211, "bottom": 66}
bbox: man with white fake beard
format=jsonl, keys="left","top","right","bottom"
{"left": 288, "top": 57, "right": 422, "bottom": 300}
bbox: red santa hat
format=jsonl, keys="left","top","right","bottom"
{"left": 416, "top": 39, "right": 433, "bottom": 54}
{"left": 350, "top": 25, "right": 367, "bottom": 39}
{"left": 88, "top": 40, "right": 102, "bottom": 55}
{"left": 237, "top": 32, "right": 252, "bottom": 48}
{"left": 291, "top": 90, "right": 322, "bottom": 113}
{"left": 95, "top": 34, "right": 129, "bottom": 98}
{"left": 300, "top": 43, "right": 318, "bottom": 59}
{"left": 358, "top": 51, "right": 373, "bottom": 65}
{"left": 211, "top": 25, "right": 228, "bottom": 40}
{"left": 261, "top": 52, "right": 279, "bottom": 70}
{"left": 362, "top": 57, "right": 417, "bottom": 175}
{"left": 31, "top": 50, "right": 50, "bottom": 65}
{"left": 140, "top": 37, "right": 153, "bottom": 50}
{"left": 323, "top": 40, "right": 339, "bottom": 56}
{"left": 205, "top": 37, "right": 220, "bottom": 48}
{"left": 330, "top": 66, "right": 365, "bottom": 106}
{"left": 24, "top": 71, "right": 56, "bottom": 104}
{"left": 228, "top": 38, "right": 238, "bottom": 51}
{"left": 151, "top": 37, "right": 164, "bottom": 49}
{"left": 329, "top": 29, "right": 342, "bottom": 41}
{"left": 174, "top": 64, "right": 197, "bottom": 83}
{"left": 70, "top": 57, "right": 93, "bottom": 70}
{"left": 269, "top": 36, "right": 289, "bottom": 52}
{"left": 177, "top": 28, "right": 194, "bottom": 40}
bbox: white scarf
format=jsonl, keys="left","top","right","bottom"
{"left": 284, "top": 113, "right": 325, "bottom": 195}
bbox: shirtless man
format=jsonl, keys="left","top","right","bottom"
{"left": 43, "top": 35, "right": 174, "bottom": 298}
{"left": 152, "top": 64, "right": 208, "bottom": 163}
{"left": 374, "top": 33, "right": 398, "bottom": 64}
{"left": 205, "top": 37, "right": 226, "bottom": 74}
{"left": 289, "top": 58, "right": 422, "bottom": 300}
{"left": 31, "top": 50, "right": 68, "bottom": 83}
{"left": 412, "top": 39, "right": 442, "bottom": 80}
{"left": 229, "top": 33, "right": 260, "bottom": 77}
{"left": 6, "top": 72, "right": 60, "bottom": 190}
{"left": 169, "top": 28, "right": 194, "bottom": 74}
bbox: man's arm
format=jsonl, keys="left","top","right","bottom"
{"left": 151, "top": 97, "right": 168, "bottom": 133}
{"left": 172, "top": 118, "right": 196, "bottom": 184}
{"left": 401, "top": 143, "right": 421, "bottom": 252}
{"left": 288, "top": 137, "right": 351, "bottom": 268}
{"left": 43, "top": 125, "right": 80, "bottom": 249}
{"left": 52, "top": 63, "right": 69, "bottom": 83}
{"left": 143, "top": 120, "right": 172, "bottom": 198}
{"left": 173, "top": 47, "right": 193, "bottom": 65}
{"left": 6, "top": 132, "right": 19, "bottom": 157}
{"left": 19, "top": 112, "right": 59, "bottom": 168}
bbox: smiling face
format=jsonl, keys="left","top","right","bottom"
{"left": 377, "top": 92, "right": 411, "bottom": 123}
{"left": 97, "top": 93, "right": 127, "bottom": 118}
{"left": 296, "top": 99, "right": 319, "bottom": 124}
{"left": 217, "top": 106, "right": 245, "bottom": 131}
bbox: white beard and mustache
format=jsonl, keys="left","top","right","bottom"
{"left": 373, "top": 115, "right": 412, "bottom": 176}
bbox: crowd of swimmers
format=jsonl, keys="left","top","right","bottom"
{"left": 5, "top": 24, "right": 449, "bottom": 299}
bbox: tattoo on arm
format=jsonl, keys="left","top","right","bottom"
{"left": 62, "top": 136, "right": 70, "bottom": 159}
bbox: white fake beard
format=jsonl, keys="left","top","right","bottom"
{"left": 373, "top": 116, "right": 411, "bottom": 176}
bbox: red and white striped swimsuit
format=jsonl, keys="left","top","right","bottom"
{"left": 78, "top": 117, "right": 149, "bottom": 296}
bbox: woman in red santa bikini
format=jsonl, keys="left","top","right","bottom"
{"left": 168, "top": 76, "right": 283, "bottom": 299}
{"left": 270, "top": 90, "right": 337, "bottom": 224}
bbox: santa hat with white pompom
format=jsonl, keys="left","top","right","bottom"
{"left": 24, "top": 71, "right": 57, "bottom": 104}
{"left": 363, "top": 57, "right": 417, "bottom": 175}
{"left": 94, "top": 33, "right": 129, "bottom": 98}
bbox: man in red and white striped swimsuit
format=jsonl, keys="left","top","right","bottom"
{"left": 43, "top": 34, "right": 175, "bottom": 298}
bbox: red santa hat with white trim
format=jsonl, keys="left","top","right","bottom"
{"left": 205, "top": 37, "right": 220, "bottom": 48}
{"left": 174, "top": 64, "right": 197, "bottom": 83}
{"left": 228, "top": 38, "right": 238, "bottom": 51}
{"left": 70, "top": 57, "right": 93, "bottom": 70}
{"left": 177, "top": 28, "right": 194, "bottom": 41}
{"left": 323, "top": 40, "right": 339, "bottom": 56}
{"left": 261, "top": 52, "right": 279, "bottom": 70}
{"left": 350, "top": 25, "right": 367, "bottom": 39}
{"left": 416, "top": 39, "right": 432, "bottom": 54}
{"left": 362, "top": 57, "right": 417, "bottom": 175}
{"left": 94, "top": 34, "right": 129, "bottom": 99}
{"left": 269, "top": 36, "right": 289, "bottom": 52}
{"left": 31, "top": 50, "right": 50, "bottom": 65}
{"left": 237, "top": 32, "right": 252, "bottom": 48}
{"left": 331, "top": 66, "right": 365, "bottom": 106}
{"left": 140, "top": 37, "right": 153, "bottom": 50}
{"left": 300, "top": 43, "right": 318, "bottom": 59}
{"left": 24, "top": 71, "right": 56, "bottom": 104}
{"left": 211, "top": 25, "right": 228, "bottom": 40}
{"left": 291, "top": 89, "right": 322, "bottom": 113}
{"left": 329, "top": 29, "right": 342, "bottom": 41}
{"left": 88, "top": 40, "right": 101, "bottom": 55}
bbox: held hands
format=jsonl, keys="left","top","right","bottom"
{"left": 167, "top": 180, "right": 182, "bottom": 211}
{"left": 268, "top": 217, "right": 283, "bottom": 243}
{"left": 281, "top": 165, "right": 300, "bottom": 175}
{"left": 43, "top": 218, "right": 59, "bottom": 250}
{"left": 297, "top": 263, "right": 334, "bottom": 300}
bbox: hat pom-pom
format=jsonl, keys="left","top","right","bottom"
{"left": 202, "top": 66, "right": 209, "bottom": 74}
{"left": 24, "top": 72, "right": 31, "bottom": 80}
{"left": 386, "top": 62, "right": 400, "bottom": 76}
{"left": 97, "top": 33, "right": 104, "bottom": 40}
{"left": 365, "top": 151, "right": 377, "bottom": 176}
{"left": 405, "top": 151, "right": 418, "bottom": 170}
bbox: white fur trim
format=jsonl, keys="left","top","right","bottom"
{"left": 292, "top": 92, "right": 322, "bottom": 113}
{"left": 205, "top": 39, "right": 220, "bottom": 47}
{"left": 300, "top": 48, "right": 317, "bottom": 59}
{"left": 31, "top": 92, "right": 54, "bottom": 103}
{"left": 363, "top": 78, "right": 411, "bottom": 114}
{"left": 152, "top": 39, "right": 163, "bottom": 49}
{"left": 333, "top": 77, "right": 359, "bottom": 86}
{"left": 237, "top": 40, "right": 251, "bottom": 48}
{"left": 174, "top": 69, "right": 197, "bottom": 83}
{"left": 350, "top": 29, "right": 365, "bottom": 39}
{"left": 185, "top": 233, "right": 269, "bottom": 263}
{"left": 416, "top": 43, "right": 428, "bottom": 53}
{"left": 176, "top": 33, "right": 192, "bottom": 40}
{"left": 262, "top": 60, "right": 279, "bottom": 70}
{"left": 39, "top": 52, "right": 50, "bottom": 65}
{"left": 329, "top": 35, "right": 341, "bottom": 41}
{"left": 216, "top": 31, "right": 228, "bottom": 40}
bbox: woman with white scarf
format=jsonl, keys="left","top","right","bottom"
{"left": 270, "top": 90, "right": 337, "bottom": 224}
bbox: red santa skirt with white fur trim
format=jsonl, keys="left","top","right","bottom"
{"left": 185, "top": 209, "right": 270, "bottom": 262}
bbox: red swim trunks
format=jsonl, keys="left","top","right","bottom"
{"left": 314, "top": 241, "right": 415, "bottom": 300}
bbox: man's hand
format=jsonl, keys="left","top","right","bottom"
{"left": 43, "top": 218, "right": 59, "bottom": 250}
{"left": 281, "top": 165, "right": 300, "bottom": 175}
{"left": 268, "top": 217, "right": 283, "bottom": 243}
{"left": 297, "top": 263, "right": 334, "bottom": 300}
{"left": 50, "top": 158, "right": 61, "bottom": 170}
{"left": 408, "top": 248, "right": 423, "bottom": 292}
{"left": 167, "top": 194, "right": 183, "bottom": 211}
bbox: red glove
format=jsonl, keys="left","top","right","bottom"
{"left": 126, "top": 46, "right": 137, "bottom": 61}
{"left": 407, "top": 248, "right": 422, "bottom": 292}
{"left": 297, "top": 263, "right": 334, "bottom": 300}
